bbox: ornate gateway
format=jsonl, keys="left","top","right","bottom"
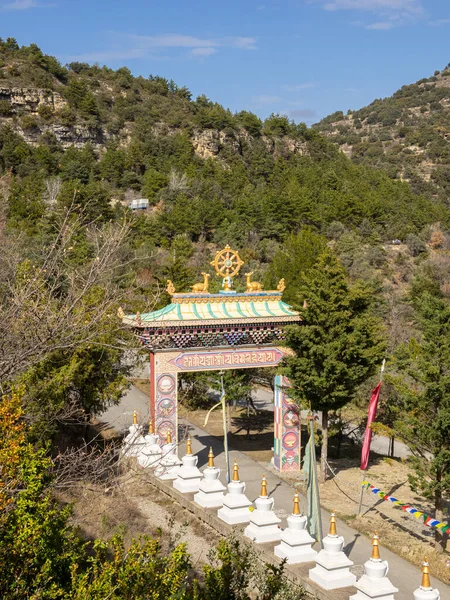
{"left": 121, "top": 245, "right": 303, "bottom": 472}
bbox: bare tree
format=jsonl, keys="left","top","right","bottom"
{"left": 43, "top": 176, "right": 62, "bottom": 208}
{"left": 168, "top": 168, "right": 188, "bottom": 193}
{"left": 0, "top": 202, "right": 156, "bottom": 388}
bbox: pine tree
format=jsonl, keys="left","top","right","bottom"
{"left": 283, "top": 250, "right": 385, "bottom": 482}
{"left": 391, "top": 292, "right": 450, "bottom": 551}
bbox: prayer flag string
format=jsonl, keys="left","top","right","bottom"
{"left": 361, "top": 481, "right": 450, "bottom": 534}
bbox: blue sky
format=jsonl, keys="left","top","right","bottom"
{"left": 1, "top": 0, "right": 450, "bottom": 123}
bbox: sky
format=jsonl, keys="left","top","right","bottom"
{"left": 1, "top": 0, "right": 450, "bottom": 124}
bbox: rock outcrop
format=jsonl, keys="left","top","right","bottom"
{"left": 0, "top": 87, "right": 66, "bottom": 113}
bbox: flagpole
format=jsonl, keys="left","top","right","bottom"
{"left": 203, "top": 371, "right": 230, "bottom": 482}
{"left": 309, "top": 415, "right": 324, "bottom": 547}
{"left": 220, "top": 371, "right": 231, "bottom": 483}
{"left": 358, "top": 359, "right": 385, "bottom": 515}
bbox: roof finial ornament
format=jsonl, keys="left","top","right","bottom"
{"left": 166, "top": 429, "right": 172, "bottom": 444}
{"left": 277, "top": 278, "right": 286, "bottom": 293}
{"left": 166, "top": 280, "right": 176, "bottom": 295}
{"left": 148, "top": 417, "right": 154, "bottom": 434}
{"left": 191, "top": 272, "right": 210, "bottom": 293}
{"left": 117, "top": 306, "right": 125, "bottom": 319}
{"left": 293, "top": 490, "right": 301, "bottom": 515}
{"left": 186, "top": 436, "right": 192, "bottom": 455}
{"left": 211, "top": 245, "right": 244, "bottom": 292}
{"left": 245, "top": 272, "right": 263, "bottom": 293}
{"left": 132, "top": 410, "right": 138, "bottom": 425}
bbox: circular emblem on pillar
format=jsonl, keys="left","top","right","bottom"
{"left": 158, "top": 397, "right": 175, "bottom": 417}
{"left": 157, "top": 374, "right": 175, "bottom": 394}
{"left": 282, "top": 430, "right": 299, "bottom": 451}
{"left": 158, "top": 419, "right": 176, "bottom": 440}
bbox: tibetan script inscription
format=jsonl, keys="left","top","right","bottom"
{"left": 170, "top": 348, "right": 284, "bottom": 371}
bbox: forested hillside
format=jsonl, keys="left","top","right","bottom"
{"left": 1, "top": 37, "right": 447, "bottom": 302}
{"left": 315, "top": 64, "right": 450, "bottom": 199}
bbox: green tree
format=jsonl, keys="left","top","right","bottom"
{"left": 264, "top": 229, "right": 327, "bottom": 304}
{"left": 142, "top": 167, "right": 167, "bottom": 204}
{"left": 390, "top": 292, "right": 450, "bottom": 551}
{"left": 283, "top": 250, "right": 385, "bottom": 481}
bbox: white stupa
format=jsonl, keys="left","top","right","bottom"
{"left": 413, "top": 559, "right": 440, "bottom": 600}
{"left": 309, "top": 511, "right": 357, "bottom": 590}
{"left": 173, "top": 436, "right": 203, "bottom": 493}
{"left": 122, "top": 410, "right": 145, "bottom": 457}
{"left": 217, "top": 460, "right": 252, "bottom": 525}
{"left": 350, "top": 532, "right": 398, "bottom": 600}
{"left": 137, "top": 418, "right": 162, "bottom": 469}
{"left": 155, "top": 429, "right": 182, "bottom": 480}
{"left": 274, "top": 491, "right": 317, "bottom": 563}
{"left": 244, "top": 475, "right": 281, "bottom": 543}
{"left": 194, "top": 447, "right": 226, "bottom": 508}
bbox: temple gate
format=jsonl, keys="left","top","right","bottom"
{"left": 122, "top": 245, "right": 303, "bottom": 472}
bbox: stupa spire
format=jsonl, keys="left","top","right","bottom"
{"left": 371, "top": 531, "right": 381, "bottom": 561}
{"left": 208, "top": 447, "right": 215, "bottom": 467}
{"left": 260, "top": 474, "right": 268, "bottom": 497}
{"left": 329, "top": 511, "right": 337, "bottom": 536}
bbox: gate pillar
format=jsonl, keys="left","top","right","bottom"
{"left": 150, "top": 352, "right": 178, "bottom": 445}
{"left": 273, "top": 375, "right": 301, "bottom": 472}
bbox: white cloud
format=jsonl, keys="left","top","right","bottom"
{"left": 366, "top": 20, "right": 394, "bottom": 29}
{"left": 316, "top": 0, "right": 424, "bottom": 27}
{"left": 282, "top": 82, "right": 316, "bottom": 91}
{"left": 252, "top": 94, "right": 281, "bottom": 105}
{"left": 1, "top": 0, "right": 53, "bottom": 9}
{"left": 190, "top": 47, "right": 217, "bottom": 57}
{"left": 68, "top": 32, "right": 256, "bottom": 63}
{"left": 323, "top": 0, "right": 423, "bottom": 16}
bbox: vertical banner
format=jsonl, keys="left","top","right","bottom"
{"left": 273, "top": 375, "right": 301, "bottom": 472}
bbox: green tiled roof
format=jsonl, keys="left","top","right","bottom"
{"left": 125, "top": 296, "right": 300, "bottom": 328}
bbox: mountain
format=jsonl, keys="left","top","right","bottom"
{"left": 0, "top": 37, "right": 447, "bottom": 254}
{"left": 315, "top": 66, "right": 450, "bottom": 198}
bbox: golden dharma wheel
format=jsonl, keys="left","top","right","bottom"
{"left": 211, "top": 245, "right": 244, "bottom": 278}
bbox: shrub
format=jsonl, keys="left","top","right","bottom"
{"left": 0, "top": 99, "right": 12, "bottom": 116}
{"left": 20, "top": 115, "right": 39, "bottom": 131}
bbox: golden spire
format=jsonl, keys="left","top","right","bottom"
{"left": 421, "top": 557, "right": 431, "bottom": 590}
{"left": 148, "top": 417, "right": 154, "bottom": 434}
{"left": 329, "top": 511, "right": 337, "bottom": 536}
{"left": 371, "top": 531, "right": 381, "bottom": 561}
{"left": 132, "top": 410, "right": 138, "bottom": 425}
{"left": 293, "top": 490, "right": 301, "bottom": 515}
{"left": 260, "top": 474, "right": 268, "bottom": 497}
{"left": 166, "top": 429, "right": 172, "bottom": 444}
{"left": 232, "top": 459, "right": 240, "bottom": 481}
{"left": 208, "top": 447, "right": 215, "bottom": 468}
{"left": 186, "top": 436, "right": 192, "bottom": 455}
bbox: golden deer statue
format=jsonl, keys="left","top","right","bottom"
{"left": 245, "top": 272, "right": 263, "bottom": 292}
{"left": 191, "top": 272, "right": 210, "bottom": 293}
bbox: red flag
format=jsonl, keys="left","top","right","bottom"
{"left": 360, "top": 382, "right": 382, "bottom": 471}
